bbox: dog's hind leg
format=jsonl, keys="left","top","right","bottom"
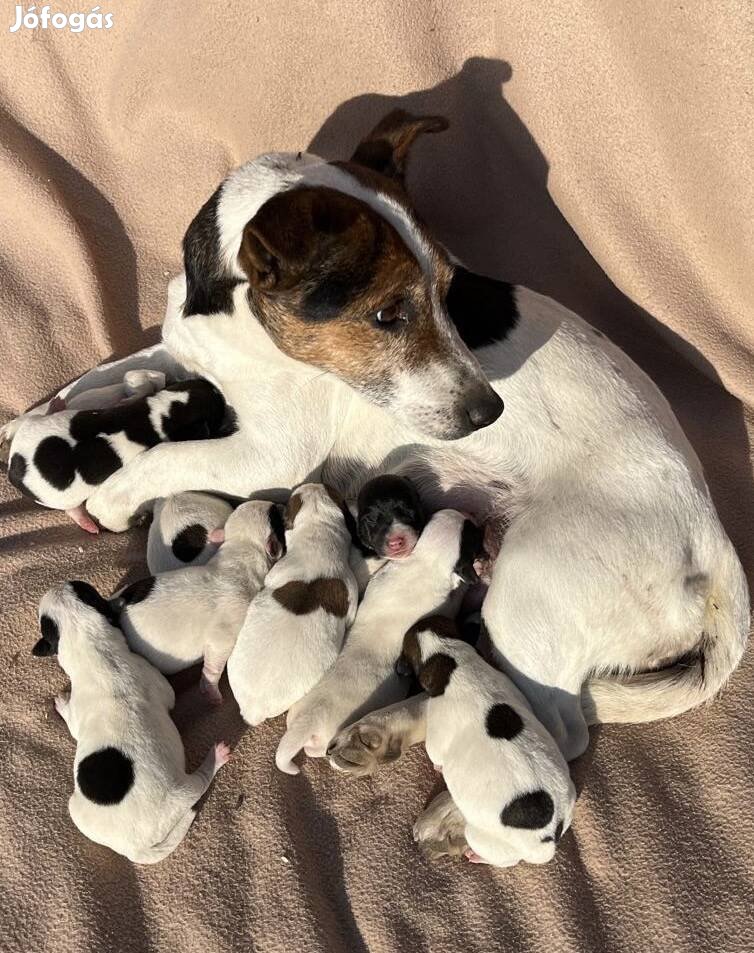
{"left": 413, "top": 789, "right": 469, "bottom": 860}
{"left": 199, "top": 644, "right": 231, "bottom": 705}
{"left": 327, "top": 693, "right": 429, "bottom": 777}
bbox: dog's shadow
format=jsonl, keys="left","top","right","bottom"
{"left": 310, "top": 55, "right": 754, "bottom": 589}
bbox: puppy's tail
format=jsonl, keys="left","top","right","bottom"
{"left": 583, "top": 558, "right": 749, "bottom": 725}
{"left": 275, "top": 706, "right": 327, "bottom": 776}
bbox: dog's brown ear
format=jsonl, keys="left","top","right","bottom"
{"left": 351, "top": 110, "right": 449, "bottom": 182}
{"left": 239, "top": 187, "right": 366, "bottom": 292}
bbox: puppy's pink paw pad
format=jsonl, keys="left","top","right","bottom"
{"left": 464, "top": 848, "right": 484, "bottom": 863}
{"left": 214, "top": 741, "right": 232, "bottom": 768}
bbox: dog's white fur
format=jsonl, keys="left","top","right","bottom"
{"left": 409, "top": 623, "right": 575, "bottom": 868}
{"left": 275, "top": 509, "right": 470, "bottom": 775}
{"left": 41, "top": 582, "right": 231, "bottom": 864}
{"left": 227, "top": 483, "right": 357, "bottom": 726}
{"left": 147, "top": 491, "right": 234, "bottom": 574}
{"left": 11, "top": 147, "right": 749, "bottom": 762}
{"left": 119, "top": 500, "right": 280, "bottom": 703}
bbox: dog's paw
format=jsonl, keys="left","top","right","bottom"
{"left": 213, "top": 741, "right": 232, "bottom": 769}
{"left": 327, "top": 716, "right": 404, "bottom": 777}
{"left": 413, "top": 790, "right": 468, "bottom": 861}
{"left": 85, "top": 477, "right": 138, "bottom": 533}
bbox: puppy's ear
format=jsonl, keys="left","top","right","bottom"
{"left": 33, "top": 614, "right": 60, "bottom": 657}
{"left": 395, "top": 625, "right": 422, "bottom": 677}
{"left": 351, "top": 110, "right": 449, "bottom": 182}
{"left": 266, "top": 503, "right": 287, "bottom": 560}
{"left": 239, "top": 188, "right": 366, "bottom": 293}
{"left": 208, "top": 528, "right": 225, "bottom": 545}
{"left": 418, "top": 653, "right": 457, "bottom": 697}
{"left": 32, "top": 638, "right": 55, "bottom": 657}
{"left": 284, "top": 492, "right": 303, "bottom": 531}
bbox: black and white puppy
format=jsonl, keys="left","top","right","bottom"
{"left": 276, "top": 508, "right": 482, "bottom": 775}
{"left": 34, "top": 580, "right": 231, "bottom": 864}
{"left": 399, "top": 616, "right": 576, "bottom": 868}
{"left": 117, "top": 500, "right": 284, "bottom": 703}
{"left": 147, "top": 491, "right": 235, "bottom": 575}
{"left": 7, "top": 379, "right": 226, "bottom": 533}
{"left": 227, "top": 483, "right": 358, "bottom": 726}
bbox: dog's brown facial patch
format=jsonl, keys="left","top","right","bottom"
{"left": 272, "top": 577, "right": 349, "bottom": 617}
{"left": 419, "top": 653, "right": 457, "bottom": 697}
{"left": 239, "top": 186, "right": 458, "bottom": 399}
{"left": 284, "top": 492, "right": 303, "bottom": 530}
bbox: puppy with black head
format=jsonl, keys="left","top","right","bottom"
{"left": 117, "top": 500, "right": 284, "bottom": 704}
{"left": 398, "top": 616, "right": 576, "bottom": 868}
{"left": 34, "top": 581, "right": 231, "bottom": 864}
{"left": 356, "top": 474, "right": 426, "bottom": 559}
{"left": 6, "top": 379, "right": 226, "bottom": 533}
{"left": 227, "top": 483, "right": 358, "bottom": 726}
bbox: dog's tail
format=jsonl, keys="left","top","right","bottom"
{"left": 275, "top": 705, "right": 329, "bottom": 776}
{"left": 583, "top": 557, "right": 749, "bottom": 725}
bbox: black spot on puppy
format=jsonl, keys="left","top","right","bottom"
{"left": 34, "top": 436, "right": 77, "bottom": 490}
{"left": 500, "top": 790, "right": 554, "bottom": 830}
{"left": 446, "top": 266, "right": 519, "bottom": 350}
{"left": 273, "top": 578, "right": 349, "bottom": 617}
{"left": 541, "top": 820, "right": 564, "bottom": 844}
{"left": 454, "top": 519, "right": 485, "bottom": 585}
{"left": 77, "top": 747, "right": 135, "bottom": 805}
{"left": 161, "top": 380, "right": 226, "bottom": 440}
{"left": 171, "top": 523, "right": 208, "bottom": 563}
{"left": 70, "top": 580, "right": 120, "bottom": 626}
{"left": 118, "top": 576, "right": 156, "bottom": 606}
{"left": 486, "top": 703, "right": 524, "bottom": 741}
{"left": 70, "top": 403, "right": 159, "bottom": 449}
{"left": 32, "top": 614, "right": 60, "bottom": 656}
{"left": 8, "top": 453, "right": 38, "bottom": 501}
{"left": 418, "top": 653, "right": 457, "bottom": 697}
{"left": 74, "top": 436, "right": 121, "bottom": 486}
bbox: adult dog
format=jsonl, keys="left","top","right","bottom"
{"left": 5, "top": 112, "right": 748, "bottom": 849}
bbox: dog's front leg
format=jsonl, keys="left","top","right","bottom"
{"left": 327, "top": 692, "right": 429, "bottom": 777}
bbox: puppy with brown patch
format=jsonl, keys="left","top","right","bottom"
{"left": 227, "top": 483, "right": 357, "bottom": 726}
{"left": 35, "top": 580, "right": 231, "bottom": 864}
{"left": 399, "top": 616, "right": 576, "bottom": 868}
{"left": 276, "top": 509, "right": 483, "bottom": 775}
{"left": 117, "top": 501, "right": 284, "bottom": 703}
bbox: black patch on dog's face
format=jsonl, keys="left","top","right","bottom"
{"left": 454, "top": 519, "right": 484, "bottom": 585}
{"left": 172, "top": 523, "right": 208, "bottom": 563}
{"left": 272, "top": 578, "right": 349, "bottom": 617}
{"left": 32, "top": 614, "right": 60, "bottom": 656}
{"left": 76, "top": 747, "right": 135, "bottom": 805}
{"left": 356, "top": 474, "right": 426, "bottom": 555}
{"left": 7, "top": 453, "right": 38, "bottom": 501}
{"left": 183, "top": 186, "right": 243, "bottom": 317}
{"left": 119, "top": 576, "right": 156, "bottom": 606}
{"left": 541, "top": 819, "right": 564, "bottom": 844}
{"left": 486, "top": 703, "right": 524, "bottom": 741}
{"left": 267, "top": 503, "right": 287, "bottom": 557}
{"left": 446, "top": 267, "right": 519, "bottom": 350}
{"left": 500, "top": 790, "right": 555, "bottom": 830}
{"left": 161, "top": 380, "right": 226, "bottom": 441}
{"left": 70, "top": 580, "right": 120, "bottom": 625}
{"left": 418, "top": 653, "right": 457, "bottom": 697}
{"left": 33, "top": 436, "right": 78, "bottom": 490}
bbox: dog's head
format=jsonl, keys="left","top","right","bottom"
{"left": 227, "top": 112, "right": 503, "bottom": 440}
{"left": 33, "top": 580, "right": 119, "bottom": 661}
{"left": 215, "top": 500, "right": 286, "bottom": 562}
{"left": 356, "top": 473, "right": 426, "bottom": 558}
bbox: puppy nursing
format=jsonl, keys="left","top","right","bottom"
{"left": 35, "top": 581, "right": 231, "bottom": 864}
{"left": 400, "top": 616, "right": 576, "bottom": 867}
{"left": 7, "top": 378, "right": 225, "bottom": 532}
{"left": 228, "top": 484, "right": 358, "bottom": 726}
{"left": 118, "top": 500, "right": 284, "bottom": 703}
{"left": 147, "top": 491, "right": 235, "bottom": 574}
{"left": 275, "top": 507, "right": 482, "bottom": 775}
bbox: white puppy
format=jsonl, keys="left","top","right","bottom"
{"left": 275, "top": 508, "right": 483, "bottom": 775}
{"left": 34, "top": 580, "right": 231, "bottom": 864}
{"left": 117, "top": 500, "right": 284, "bottom": 703}
{"left": 227, "top": 483, "right": 357, "bottom": 726}
{"left": 147, "top": 491, "right": 235, "bottom": 574}
{"left": 399, "top": 615, "right": 576, "bottom": 868}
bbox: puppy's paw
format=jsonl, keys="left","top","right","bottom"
{"left": 85, "top": 478, "right": 138, "bottom": 533}
{"left": 327, "top": 717, "right": 403, "bottom": 777}
{"left": 0, "top": 415, "right": 25, "bottom": 462}
{"left": 213, "top": 741, "right": 232, "bottom": 769}
{"left": 413, "top": 790, "right": 468, "bottom": 861}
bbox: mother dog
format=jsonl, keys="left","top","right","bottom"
{"left": 6, "top": 112, "right": 748, "bottom": 830}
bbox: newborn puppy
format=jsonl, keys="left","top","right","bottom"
{"left": 276, "top": 509, "right": 483, "bottom": 775}
{"left": 34, "top": 580, "right": 231, "bottom": 864}
{"left": 227, "top": 484, "right": 358, "bottom": 726}
{"left": 147, "top": 491, "right": 235, "bottom": 574}
{"left": 399, "top": 617, "right": 576, "bottom": 868}
{"left": 6, "top": 379, "right": 225, "bottom": 533}
{"left": 349, "top": 474, "right": 427, "bottom": 595}
{"left": 117, "top": 500, "right": 284, "bottom": 703}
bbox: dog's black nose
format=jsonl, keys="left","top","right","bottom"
{"left": 465, "top": 390, "right": 504, "bottom": 430}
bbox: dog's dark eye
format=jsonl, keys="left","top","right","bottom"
{"left": 374, "top": 303, "right": 403, "bottom": 326}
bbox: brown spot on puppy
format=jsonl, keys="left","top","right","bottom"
{"left": 273, "top": 577, "right": 349, "bottom": 617}
{"left": 418, "top": 653, "right": 457, "bottom": 697}
{"left": 284, "top": 492, "right": 303, "bottom": 530}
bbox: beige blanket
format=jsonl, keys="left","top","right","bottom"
{"left": 1, "top": 2, "right": 752, "bottom": 951}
